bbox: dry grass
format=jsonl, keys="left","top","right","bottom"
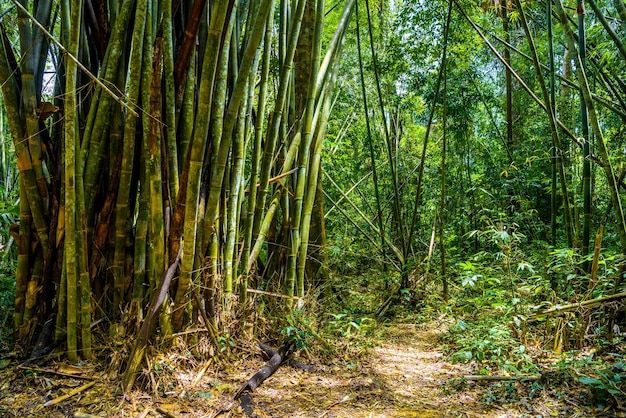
{"left": 0, "top": 318, "right": 610, "bottom": 417}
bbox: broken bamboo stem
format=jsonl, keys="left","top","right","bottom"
{"left": 530, "top": 291, "right": 626, "bottom": 318}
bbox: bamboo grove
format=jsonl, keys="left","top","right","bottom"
{"left": 0, "top": 0, "right": 355, "bottom": 388}
{"left": 2, "top": 0, "right": 626, "bottom": 393}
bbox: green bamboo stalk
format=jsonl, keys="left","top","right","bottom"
{"left": 251, "top": 0, "right": 306, "bottom": 248}
{"left": 16, "top": 0, "right": 50, "bottom": 263}
{"left": 555, "top": 0, "right": 626, "bottom": 256}
{"left": 316, "top": 0, "right": 355, "bottom": 93}
{"left": 364, "top": 0, "right": 405, "bottom": 258}
{"left": 241, "top": 5, "right": 274, "bottom": 298}
{"left": 173, "top": 0, "right": 232, "bottom": 329}
{"left": 296, "top": 0, "right": 354, "bottom": 296}
{"left": 407, "top": 5, "right": 450, "bottom": 251}
{"left": 287, "top": 0, "right": 324, "bottom": 298}
{"left": 513, "top": 0, "right": 574, "bottom": 247}
{"left": 133, "top": 172, "right": 149, "bottom": 303}
{"left": 548, "top": 0, "right": 559, "bottom": 246}
{"left": 247, "top": 131, "right": 302, "bottom": 271}
{"left": 76, "top": 144, "right": 92, "bottom": 359}
{"left": 224, "top": 92, "right": 249, "bottom": 303}
{"left": 147, "top": 35, "right": 167, "bottom": 321}
{"left": 113, "top": 0, "right": 146, "bottom": 311}
{"left": 162, "top": 0, "right": 179, "bottom": 202}
{"left": 296, "top": 70, "right": 334, "bottom": 297}
{"left": 0, "top": 24, "right": 29, "bottom": 332}
{"left": 55, "top": 253, "right": 67, "bottom": 342}
{"left": 588, "top": 0, "right": 626, "bottom": 62}
{"left": 139, "top": 0, "right": 158, "bottom": 295}
{"left": 236, "top": 46, "right": 263, "bottom": 299}
{"left": 178, "top": 52, "right": 196, "bottom": 170}
{"left": 63, "top": 0, "right": 82, "bottom": 363}
{"left": 440, "top": 45, "right": 448, "bottom": 302}
{"left": 578, "top": 2, "right": 592, "bottom": 269}
{"left": 201, "top": 0, "right": 274, "bottom": 253}
{"left": 82, "top": 0, "right": 136, "bottom": 222}
{"left": 14, "top": 181, "right": 31, "bottom": 334}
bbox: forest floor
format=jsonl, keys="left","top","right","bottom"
{"left": 0, "top": 318, "right": 615, "bottom": 417}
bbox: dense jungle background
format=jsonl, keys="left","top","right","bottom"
{"left": 0, "top": 0, "right": 625, "bottom": 416}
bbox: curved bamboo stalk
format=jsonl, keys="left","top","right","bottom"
{"left": 10, "top": 0, "right": 138, "bottom": 117}
{"left": 251, "top": 0, "right": 306, "bottom": 250}
{"left": 587, "top": 0, "right": 626, "bottom": 62}
{"left": 513, "top": 0, "right": 574, "bottom": 247}
{"left": 364, "top": 0, "right": 405, "bottom": 258}
{"left": 555, "top": 0, "right": 626, "bottom": 254}
{"left": 296, "top": 0, "right": 355, "bottom": 296}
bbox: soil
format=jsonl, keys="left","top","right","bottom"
{"left": 0, "top": 321, "right": 616, "bottom": 417}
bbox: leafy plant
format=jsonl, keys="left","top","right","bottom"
{"left": 578, "top": 362, "right": 626, "bottom": 405}
{"left": 218, "top": 333, "right": 235, "bottom": 353}
{"left": 281, "top": 309, "right": 314, "bottom": 350}
{"left": 445, "top": 318, "right": 536, "bottom": 374}
{"left": 325, "top": 312, "right": 376, "bottom": 338}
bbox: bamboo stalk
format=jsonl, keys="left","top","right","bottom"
{"left": 62, "top": 0, "right": 82, "bottom": 364}
{"left": 513, "top": 0, "right": 574, "bottom": 247}
{"left": 241, "top": 5, "right": 274, "bottom": 300}
{"left": 10, "top": 0, "right": 138, "bottom": 117}
{"left": 113, "top": 0, "right": 146, "bottom": 310}
{"left": 170, "top": 0, "right": 231, "bottom": 328}
{"left": 555, "top": 0, "right": 626, "bottom": 255}
{"left": 531, "top": 291, "right": 626, "bottom": 318}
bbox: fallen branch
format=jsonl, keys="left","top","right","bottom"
{"left": 234, "top": 341, "right": 294, "bottom": 399}
{"left": 530, "top": 291, "right": 626, "bottom": 318}
{"left": 257, "top": 342, "right": 314, "bottom": 371}
{"left": 463, "top": 375, "right": 540, "bottom": 382}
{"left": 43, "top": 380, "right": 96, "bottom": 407}
{"left": 18, "top": 365, "right": 94, "bottom": 380}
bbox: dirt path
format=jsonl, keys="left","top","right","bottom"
{"left": 1, "top": 322, "right": 570, "bottom": 417}
{"left": 247, "top": 323, "right": 525, "bottom": 417}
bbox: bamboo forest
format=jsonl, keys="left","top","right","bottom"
{"left": 0, "top": 0, "right": 625, "bottom": 416}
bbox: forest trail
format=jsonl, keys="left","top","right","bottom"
{"left": 244, "top": 322, "right": 530, "bottom": 418}
{"left": 0, "top": 321, "right": 575, "bottom": 417}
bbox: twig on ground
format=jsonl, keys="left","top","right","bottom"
{"left": 43, "top": 380, "right": 96, "bottom": 407}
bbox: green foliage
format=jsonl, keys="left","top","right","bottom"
{"left": 281, "top": 309, "right": 314, "bottom": 351}
{"left": 446, "top": 318, "right": 536, "bottom": 375}
{"left": 217, "top": 333, "right": 235, "bottom": 353}
{"left": 325, "top": 312, "right": 376, "bottom": 338}
{"left": 0, "top": 188, "right": 17, "bottom": 342}
{"left": 578, "top": 362, "right": 626, "bottom": 402}
{"left": 481, "top": 381, "right": 521, "bottom": 405}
